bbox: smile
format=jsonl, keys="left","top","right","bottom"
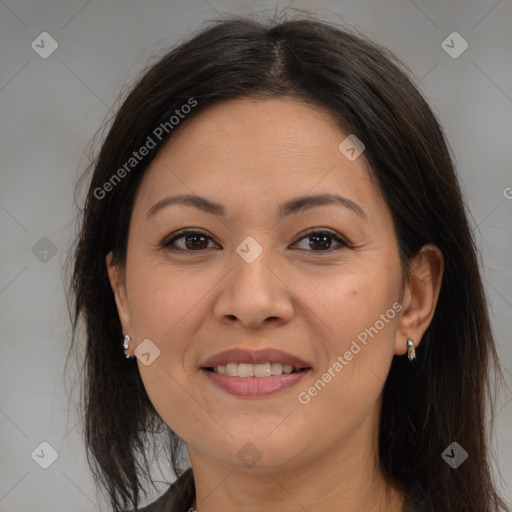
{"left": 200, "top": 348, "right": 312, "bottom": 397}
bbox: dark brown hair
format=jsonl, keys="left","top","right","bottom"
{"left": 69, "top": 13, "right": 510, "bottom": 512}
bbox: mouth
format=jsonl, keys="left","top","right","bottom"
{"left": 200, "top": 348, "right": 312, "bottom": 397}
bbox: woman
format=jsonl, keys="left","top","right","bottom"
{"left": 70, "top": 14, "right": 510, "bottom": 512}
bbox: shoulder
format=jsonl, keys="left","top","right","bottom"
{"left": 135, "top": 468, "right": 195, "bottom": 512}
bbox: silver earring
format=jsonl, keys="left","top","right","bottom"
{"left": 123, "top": 334, "right": 134, "bottom": 359}
{"left": 407, "top": 339, "right": 416, "bottom": 361}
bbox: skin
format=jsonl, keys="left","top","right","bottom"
{"left": 107, "top": 98, "right": 443, "bottom": 512}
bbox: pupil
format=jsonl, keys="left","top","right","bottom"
{"left": 310, "top": 234, "right": 331, "bottom": 251}
{"left": 186, "top": 235, "right": 207, "bottom": 250}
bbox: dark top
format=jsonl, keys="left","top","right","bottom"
{"left": 136, "top": 468, "right": 195, "bottom": 512}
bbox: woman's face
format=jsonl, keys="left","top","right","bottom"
{"left": 109, "top": 98, "right": 411, "bottom": 473}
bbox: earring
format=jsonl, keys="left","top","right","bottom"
{"left": 123, "top": 333, "right": 134, "bottom": 359}
{"left": 407, "top": 339, "right": 416, "bottom": 361}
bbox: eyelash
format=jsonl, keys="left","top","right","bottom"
{"left": 161, "top": 228, "right": 352, "bottom": 254}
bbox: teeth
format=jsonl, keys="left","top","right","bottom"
{"left": 254, "top": 363, "right": 271, "bottom": 377}
{"left": 238, "top": 363, "right": 254, "bottom": 377}
{"left": 226, "top": 363, "right": 238, "bottom": 376}
{"left": 270, "top": 363, "right": 282, "bottom": 375}
{"left": 212, "top": 362, "right": 301, "bottom": 377}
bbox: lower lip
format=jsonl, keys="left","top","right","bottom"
{"left": 200, "top": 368, "right": 311, "bottom": 397}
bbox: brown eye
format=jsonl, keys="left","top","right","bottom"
{"left": 162, "top": 230, "right": 216, "bottom": 252}
{"left": 292, "top": 229, "right": 350, "bottom": 252}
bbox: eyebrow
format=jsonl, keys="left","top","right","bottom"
{"left": 146, "top": 193, "right": 367, "bottom": 221}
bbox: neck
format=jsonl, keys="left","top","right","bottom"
{"left": 187, "top": 409, "right": 404, "bottom": 512}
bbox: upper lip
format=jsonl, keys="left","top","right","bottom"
{"left": 201, "top": 348, "right": 312, "bottom": 369}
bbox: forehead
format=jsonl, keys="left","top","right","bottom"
{"left": 134, "top": 97, "right": 381, "bottom": 219}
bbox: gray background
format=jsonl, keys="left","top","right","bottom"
{"left": 1, "top": 0, "right": 511, "bottom": 510}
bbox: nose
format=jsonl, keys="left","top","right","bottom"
{"left": 212, "top": 245, "right": 295, "bottom": 329}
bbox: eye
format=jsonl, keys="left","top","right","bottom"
{"left": 162, "top": 229, "right": 218, "bottom": 252}
{"left": 292, "top": 228, "right": 351, "bottom": 252}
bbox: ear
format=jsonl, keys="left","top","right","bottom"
{"left": 394, "top": 244, "right": 444, "bottom": 356}
{"left": 106, "top": 251, "right": 132, "bottom": 336}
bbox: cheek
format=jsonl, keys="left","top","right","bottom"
{"left": 302, "top": 255, "right": 400, "bottom": 349}
{"left": 138, "top": 361, "right": 209, "bottom": 442}
{"left": 127, "top": 258, "right": 213, "bottom": 339}
{"left": 126, "top": 261, "right": 222, "bottom": 436}
{"left": 300, "top": 256, "right": 401, "bottom": 403}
